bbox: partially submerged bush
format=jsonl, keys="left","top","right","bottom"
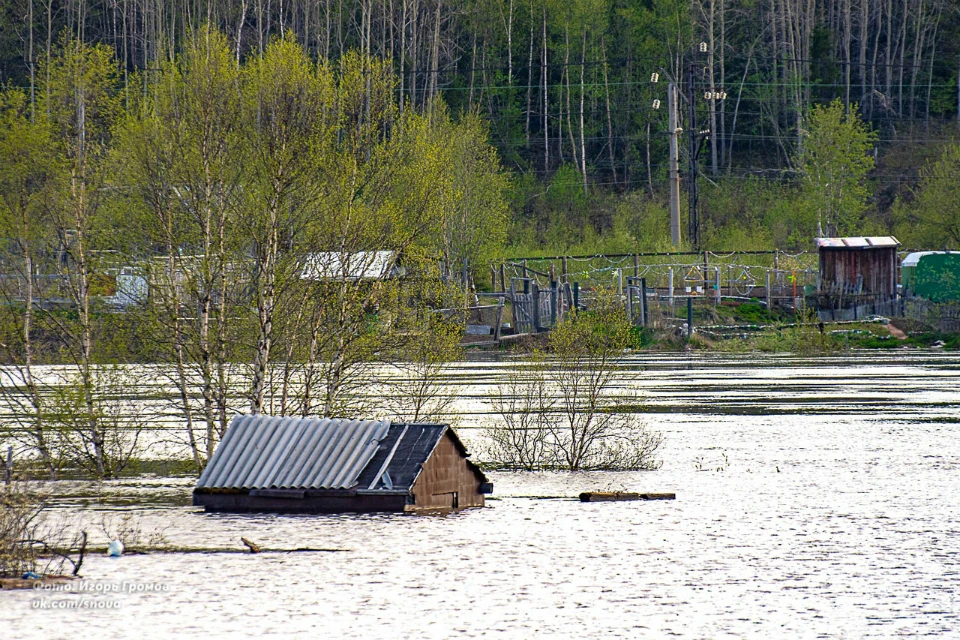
{"left": 1, "top": 484, "right": 87, "bottom": 578}
{"left": 0, "top": 484, "right": 45, "bottom": 577}
{"left": 485, "top": 289, "right": 663, "bottom": 471}
{"left": 485, "top": 357, "right": 553, "bottom": 470}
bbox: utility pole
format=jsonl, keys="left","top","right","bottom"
{"left": 668, "top": 82, "right": 682, "bottom": 248}
{"left": 687, "top": 60, "right": 699, "bottom": 249}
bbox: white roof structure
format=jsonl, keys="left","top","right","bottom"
{"left": 901, "top": 251, "right": 959, "bottom": 267}
{"left": 815, "top": 236, "right": 900, "bottom": 249}
{"left": 300, "top": 251, "right": 401, "bottom": 281}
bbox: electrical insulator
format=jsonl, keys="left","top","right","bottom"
{"left": 650, "top": 73, "right": 659, "bottom": 83}
{"left": 652, "top": 99, "right": 661, "bottom": 110}
{"left": 720, "top": 92, "right": 727, "bottom": 100}
{"left": 699, "top": 42, "right": 708, "bottom": 53}
{"left": 704, "top": 92, "right": 712, "bottom": 100}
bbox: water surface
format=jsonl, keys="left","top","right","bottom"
{"left": 4, "top": 352, "right": 960, "bottom": 638}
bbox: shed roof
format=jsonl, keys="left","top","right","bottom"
{"left": 355, "top": 423, "right": 486, "bottom": 491}
{"left": 196, "top": 415, "right": 391, "bottom": 490}
{"left": 299, "top": 251, "right": 400, "bottom": 281}
{"left": 196, "top": 416, "right": 486, "bottom": 492}
{"left": 815, "top": 236, "right": 900, "bottom": 249}
{"left": 902, "top": 251, "right": 960, "bottom": 267}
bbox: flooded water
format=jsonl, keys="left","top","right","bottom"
{"left": 4, "top": 352, "right": 960, "bottom": 638}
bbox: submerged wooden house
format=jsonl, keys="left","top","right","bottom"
{"left": 193, "top": 415, "right": 491, "bottom": 513}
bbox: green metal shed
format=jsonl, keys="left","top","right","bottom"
{"left": 901, "top": 252, "right": 960, "bottom": 302}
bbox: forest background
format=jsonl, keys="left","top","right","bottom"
{"left": 1, "top": 0, "right": 959, "bottom": 254}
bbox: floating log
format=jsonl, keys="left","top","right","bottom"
{"left": 0, "top": 575, "right": 75, "bottom": 590}
{"left": 240, "top": 537, "right": 261, "bottom": 553}
{"left": 579, "top": 491, "right": 676, "bottom": 502}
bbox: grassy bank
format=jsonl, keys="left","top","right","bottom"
{"left": 624, "top": 316, "right": 960, "bottom": 354}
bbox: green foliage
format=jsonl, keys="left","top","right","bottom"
{"left": 894, "top": 143, "right": 960, "bottom": 249}
{"left": 796, "top": 100, "right": 877, "bottom": 238}
{"left": 549, "top": 289, "right": 631, "bottom": 356}
{"left": 731, "top": 303, "right": 777, "bottom": 324}
{"left": 0, "top": 29, "right": 514, "bottom": 470}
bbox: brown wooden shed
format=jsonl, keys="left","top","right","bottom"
{"left": 817, "top": 236, "right": 899, "bottom": 297}
{"left": 193, "top": 415, "right": 491, "bottom": 514}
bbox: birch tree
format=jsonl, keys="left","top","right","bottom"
{"left": 797, "top": 99, "right": 876, "bottom": 238}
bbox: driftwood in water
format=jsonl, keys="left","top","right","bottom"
{"left": 241, "top": 538, "right": 261, "bottom": 553}
{"left": 0, "top": 575, "right": 75, "bottom": 590}
{"left": 579, "top": 491, "right": 676, "bottom": 502}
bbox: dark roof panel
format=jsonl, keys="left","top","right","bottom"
{"left": 355, "top": 424, "right": 447, "bottom": 491}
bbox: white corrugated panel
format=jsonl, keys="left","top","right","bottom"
{"left": 300, "top": 251, "right": 398, "bottom": 281}
{"left": 196, "top": 415, "right": 391, "bottom": 490}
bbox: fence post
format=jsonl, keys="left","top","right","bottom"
{"left": 687, "top": 297, "right": 694, "bottom": 339}
{"left": 668, "top": 268, "right": 675, "bottom": 310}
{"left": 500, "top": 263, "right": 507, "bottom": 292}
{"left": 550, "top": 281, "right": 558, "bottom": 326}
{"left": 766, "top": 271, "right": 772, "bottom": 309}
{"left": 715, "top": 267, "right": 721, "bottom": 305}
{"left": 531, "top": 281, "right": 541, "bottom": 332}
{"left": 493, "top": 296, "right": 504, "bottom": 343}
{"left": 633, "top": 254, "right": 639, "bottom": 278}
{"left": 509, "top": 279, "right": 516, "bottom": 330}
{"left": 561, "top": 256, "right": 568, "bottom": 283}
{"left": 703, "top": 252, "right": 709, "bottom": 293}
{"left": 617, "top": 268, "right": 623, "bottom": 296}
{"left": 640, "top": 277, "right": 648, "bottom": 327}
{"left": 626, "top": 277, "right": 634, "bottom": 324}
{"left": 573, "top": 282, "right": 580, "bottom": 311}
{"left": 5, "top": 446, "right": 11, "bottom": 485}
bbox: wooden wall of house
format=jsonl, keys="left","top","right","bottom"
{"left": 410, "top": 432, "right": 485, "bottom": 511}
{"left": 819, "top": 248, "right": 897, "bottom": 298}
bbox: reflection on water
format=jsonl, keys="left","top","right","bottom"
{"left": 5, "top": 352, "right": 960, "bottom": 638}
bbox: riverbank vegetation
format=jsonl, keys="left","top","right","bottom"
{"left": 618, "top": 314, "right": 960, "bottom": 353}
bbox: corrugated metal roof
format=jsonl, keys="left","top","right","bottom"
{"left": 196, "top": 415, "right": 391, "bottom": 490}
{"left": 815, "top": 236, "right": 900, "bottom": 249}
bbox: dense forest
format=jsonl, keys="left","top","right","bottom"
{"left": 1, "top": 0, "right": 959, "bottom": 252}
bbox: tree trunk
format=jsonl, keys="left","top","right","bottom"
{"left": 601, "top": 38, "right": 616, "bottom": 188}
{"left": 525, "top": 0, "right": 533, "bottom": 148}
{"left": 578, "top": 28, "right": 587, "bottom": 196}
{"left": 542, "top": 6, "right": 548, "bottom": 172}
